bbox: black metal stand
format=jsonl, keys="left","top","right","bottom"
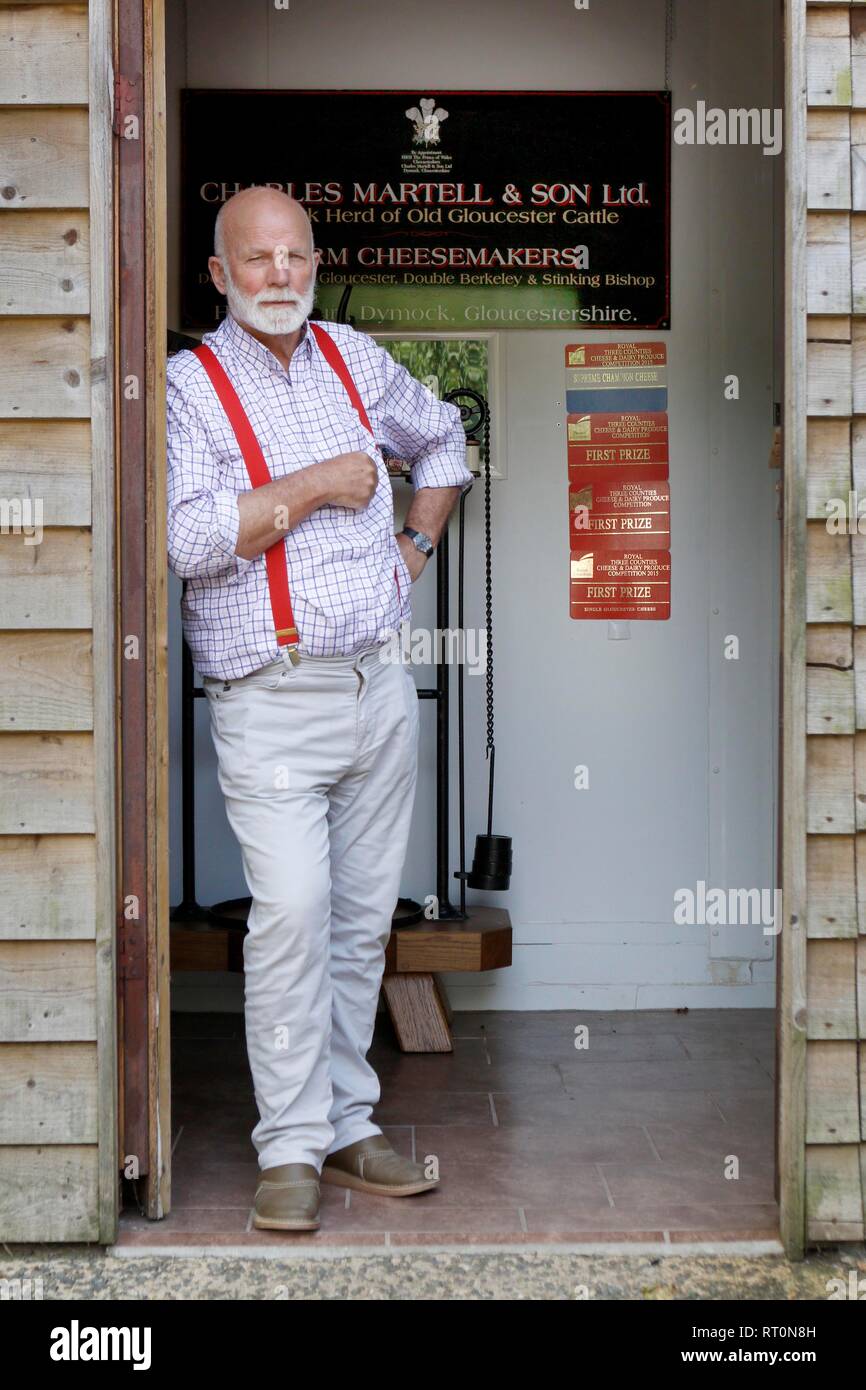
{"left": 429, "top": 514, "right": 464, "bottom": 921}
{"left": 455, "top": 485, "right": 469, "bottom": 919}
{"left": 169, "top": 501, "right": 468, "bottom": 928}
{"left": 168, "top": 625, "right": 216, "bottom": 925}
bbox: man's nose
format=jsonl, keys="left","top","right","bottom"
{"left": 268, "top": 256, "right": 291, "bottom": 284}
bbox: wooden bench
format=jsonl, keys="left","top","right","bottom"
{"left": 381, "top": 905, "right": 511, "bottom": 1051}
{"left": 170, "top": 903, "right": 512, "bottom": 1053}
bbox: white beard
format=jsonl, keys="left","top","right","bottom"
{"left": 223, "top": 263, "right": 316, "bottom": 335}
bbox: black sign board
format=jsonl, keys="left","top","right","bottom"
{"left": 181, "top": 89, "right": 671, "bottom": 332}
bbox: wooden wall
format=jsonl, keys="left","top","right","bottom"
{"left": 795, "top": 0, "right": 866, "bottom": 1245}
{"left": 0, "top": 0, "right": 116, "bottom": 1240}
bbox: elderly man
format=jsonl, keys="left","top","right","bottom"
{"left": 167, "top": 187, "right": 472, "bottom": 1231}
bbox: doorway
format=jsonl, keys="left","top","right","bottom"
{"left": 116, "top": 0, "right": 790, "bottom": 1251}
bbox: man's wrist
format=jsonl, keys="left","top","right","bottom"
{"left": 400, "top": 525, "right": 436, "bottom": 556}
{"left": 396, "top": 529, "right": 428, "bottom": 581}
{"left": 310, "top": 457, "right": 334, "bottom": 506}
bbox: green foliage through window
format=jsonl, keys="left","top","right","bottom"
{"left": 374, "top": 336, "right": 490, "bottom": 469}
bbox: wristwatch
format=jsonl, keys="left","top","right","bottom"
{"left": 401, "top": 526, "right": 435, "bottom": 556}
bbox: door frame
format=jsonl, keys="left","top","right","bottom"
{"left": 116, "top": 0, "right": 169, "bottom": 1220}
{"left": 777, "top": 0, "right": 807, "bottom": 1263}
{"left": 115, "top": 0, "right": 807, "bottom": 1255}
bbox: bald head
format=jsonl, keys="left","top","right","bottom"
{"left": 213, "top": 187, "right": 315, "bottom": 263}
{"left": 208, "top": 186, "right": 319, "bottom": 342}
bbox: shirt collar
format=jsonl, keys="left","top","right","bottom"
{"left": 217, "top": 310, "right": 313, "bottom": 376}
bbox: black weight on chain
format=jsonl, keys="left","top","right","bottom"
{"left": 444, "top": 388, "right": 513, "bottom": 894}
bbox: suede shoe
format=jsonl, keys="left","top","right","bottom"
{"left": 321, "top": 1134, "right": 439, "bottom": 1197}
{"left": 253, "top": 1162, "right": 321, "bottom": 1231}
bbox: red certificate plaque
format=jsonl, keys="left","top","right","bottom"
{"left": 567, "top": 411, "right": 669, "bottom": 473}
{"left": 569, "top": 473, "right": 670, "bottom": 548}
{"left": 569, "top": 548, "right": 671, "bottom": 619}
{"left": 565, "top": 342, "right": 668, "bottom": 393}
{"left": 565, "top": 342, "right": 667, "bottom": 370}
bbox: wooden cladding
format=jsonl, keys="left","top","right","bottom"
{"left": 0, "top": 108, "right": 90, "bottom": 207}
{"left": 800, "top": 0, "right": 866, "bottom": 1247}
{"left": 0, "top": 835, "right": 96, "bottom": 939}
{"left": 0, "top": 319, "right": 91, "bottom": 417}
{"left": 0, "top": 211, "right": 90, "bottom": 315}
{"left": 0, "top": 421, "right": 91, "bottom": 524}
{"left": 0, "top": 6, "right": 88, "bottom": 106}
{"left": 0, "top": 632, "right": 94, "bottom": 730}
{"left": 0, "top": 0, "right": 116, "bottom": 1244}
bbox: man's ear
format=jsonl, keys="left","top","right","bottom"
{"left": 208, "top": 255, "right": 226, "bottom": 294}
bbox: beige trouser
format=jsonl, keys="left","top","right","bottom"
{"left": 202, "top": 643, "right": 420, "bottom": 1172}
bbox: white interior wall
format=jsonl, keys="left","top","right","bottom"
{"left": 165, "top": 0, "right": 782, "bottom": 1011}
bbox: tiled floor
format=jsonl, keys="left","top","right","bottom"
{"left": 116, "top": 1008, "right": 780, "bottom": 1248}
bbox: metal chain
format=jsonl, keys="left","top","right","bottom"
{"left": 481, "top": 399, "right": 494, "bottom": 758}
{"left": 664, "top": 0, "right": 675, "bottom": 92}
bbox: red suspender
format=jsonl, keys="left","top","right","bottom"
{"left": 192, "top": 342, "right": 302, "bottom": 663}
{"left": 308, "top": 322, "right": 373, "bottom": 432}
{"left": 191, "top": 324, "right": 400, "bottom": 665}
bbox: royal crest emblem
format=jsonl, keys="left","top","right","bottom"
{"left": 405, "top": 97, "right": 449, "bottom": 146}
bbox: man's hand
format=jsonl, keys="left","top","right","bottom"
{"left": 318, "top": 451, "right": 379, "bottom": 509}
{"left": 396, "top": 529, "right": 428, "bottom": 583}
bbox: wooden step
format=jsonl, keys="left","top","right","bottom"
{"left": 384, "top": 905, "right": 512, "bottom": 974}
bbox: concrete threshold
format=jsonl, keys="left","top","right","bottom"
{"left": 106, "top": 1237, "right": 786, "bottom": 1260}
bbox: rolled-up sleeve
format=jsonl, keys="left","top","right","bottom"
{"left": 372, "top": 348, "right": 474, "bottom": 495}
{"left": 166, "top": 374, "right": 254, "bottom": 581}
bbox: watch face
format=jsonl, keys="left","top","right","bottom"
{"left": 405, "top": 528, "right": 431, "bottom": 553}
